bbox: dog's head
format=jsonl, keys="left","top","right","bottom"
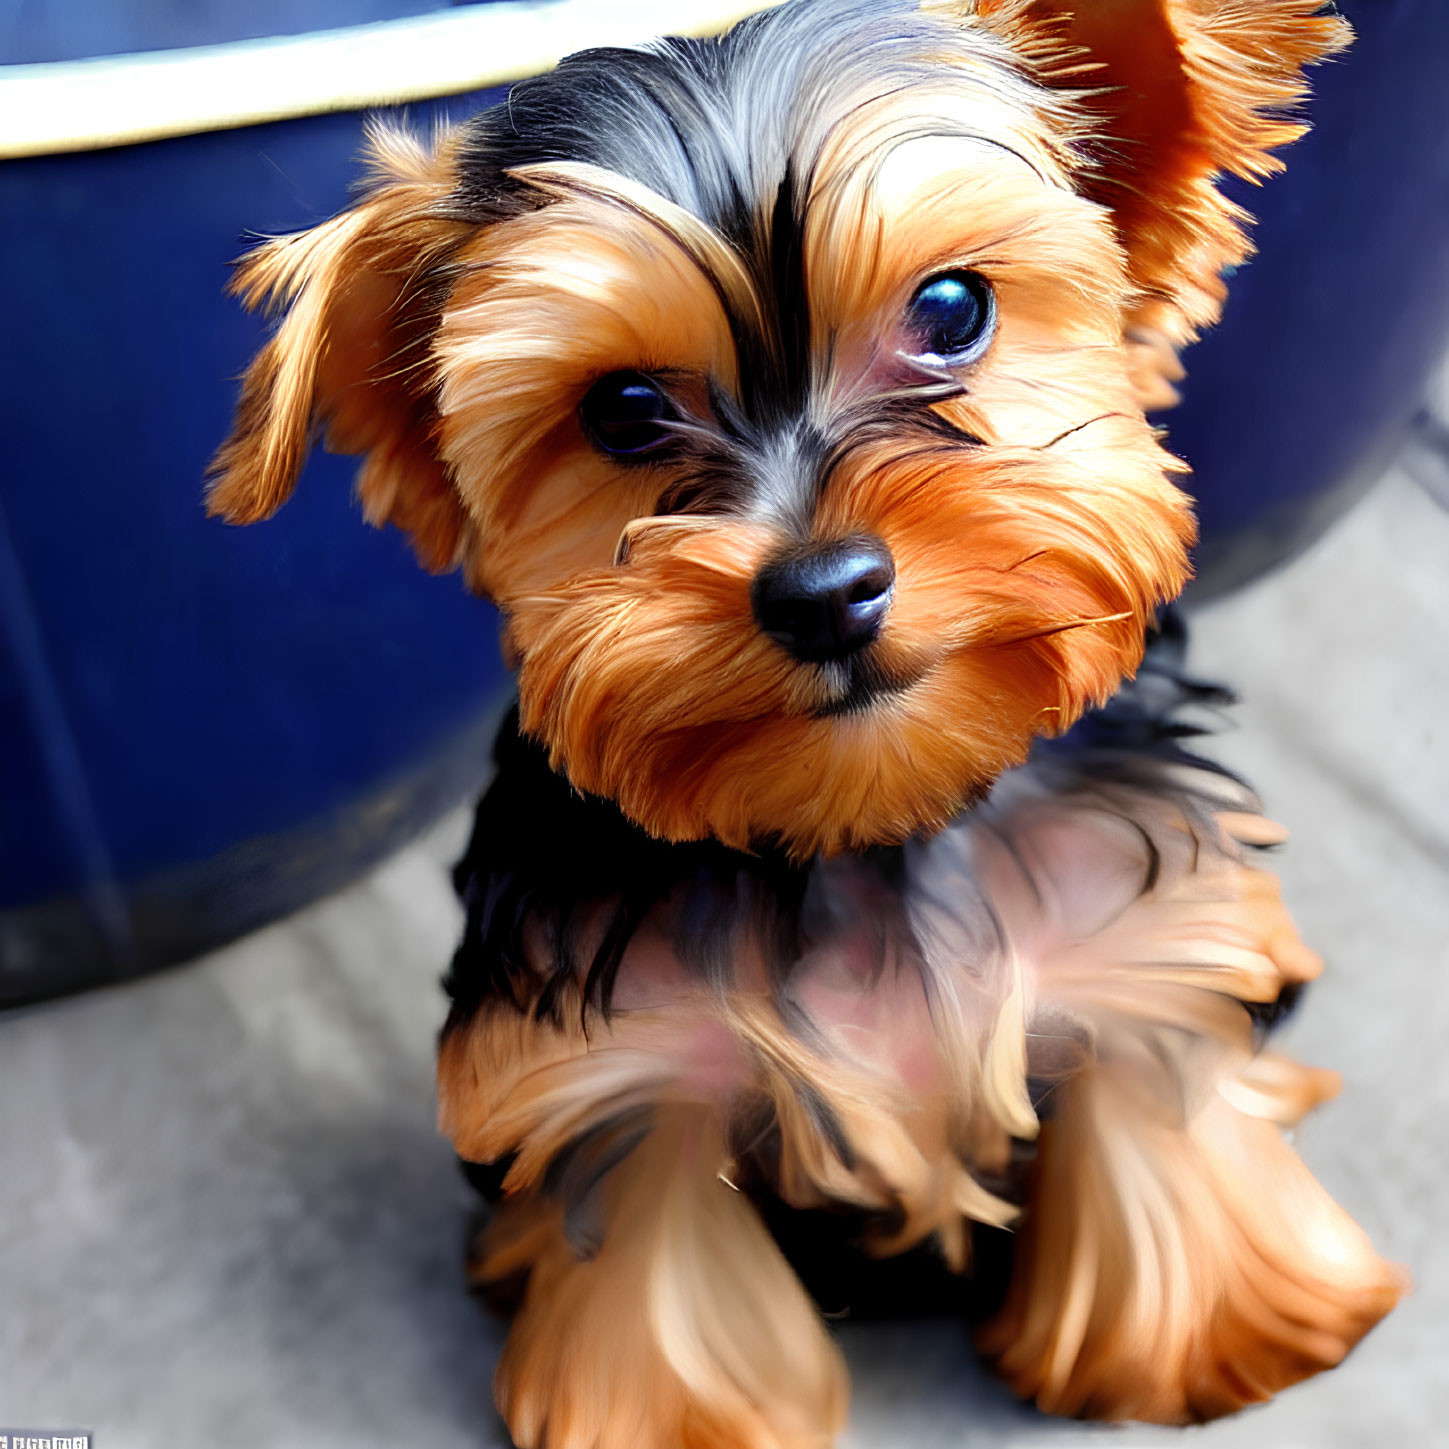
{"left": 209, "top": 0, "right": 1345, "bottom": 856}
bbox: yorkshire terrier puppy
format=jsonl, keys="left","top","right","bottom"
{"left": 209, "top": 1, "right": 1404, "bottom": 1443}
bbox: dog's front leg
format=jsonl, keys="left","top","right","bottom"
{"left": 483, "top": 1104, "right": 843, "bottom": 1449}
{"left": 439, "top": 1003, "right": 845, "bottom": 1449}
{"left": 980, "top": 1049, "right": 1405, "bottom": 1423}
{"left": 963, "top": 787, "right": 1406, "bottom": 1422}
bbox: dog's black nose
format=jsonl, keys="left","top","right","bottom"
{"left": 752, "top": 537, "right": 895, "bottom": 663}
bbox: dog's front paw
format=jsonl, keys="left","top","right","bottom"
{"left": 484, "top": 1106, "right": 846, "bottom": 1449}
{"left": 978, "top": 1055, "right": 1406, "bottom": 1423}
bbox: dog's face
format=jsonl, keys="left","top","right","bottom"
{"left": 210, "top": 0, "right": 1345, "bottom": 856}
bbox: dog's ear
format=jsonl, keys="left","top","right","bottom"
{"left": 207, "top": 122, "right": 473, "bottom": 570}
{"left": 971, "top": 0, "right": 1348, "bottom": 404}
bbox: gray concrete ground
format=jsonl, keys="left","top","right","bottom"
{"left": 2, "top": 463, "right": 1446, "bottom": 1448}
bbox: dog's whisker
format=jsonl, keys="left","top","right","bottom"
{"left": 1036, "top": 413, "right": 1133, "bottom": 449}
{"left": 999, "top": 548, "right": 1052, "bottom": 572}
{"left": 983, "top": 611, "right": 1135, "bottom": 647}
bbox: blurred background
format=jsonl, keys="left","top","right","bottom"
{"left": 2, "top": 1, "right": 1447, "bottom": 1445}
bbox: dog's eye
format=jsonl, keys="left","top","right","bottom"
{"left": 580, "top": 372, "right": 676, "bottom": 457}
{"left": 906, "top": 271, "right": 995, "bottom": 363}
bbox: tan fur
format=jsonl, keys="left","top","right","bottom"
{"left": 206, "top": 120, "right": 473, "bottom": 569}
{"left": 979, "top": 1057, "right": 1405, "bottom": 1422}
{"left": 964, "top": 782, "right": 1405, "bottom": 1421}
{"left": 476, "top": 1108, "right": 846, "bottom": 1449}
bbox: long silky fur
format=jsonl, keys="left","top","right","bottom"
{"left": 207, "top": 2, "right": 1392, "bottom": 1440}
